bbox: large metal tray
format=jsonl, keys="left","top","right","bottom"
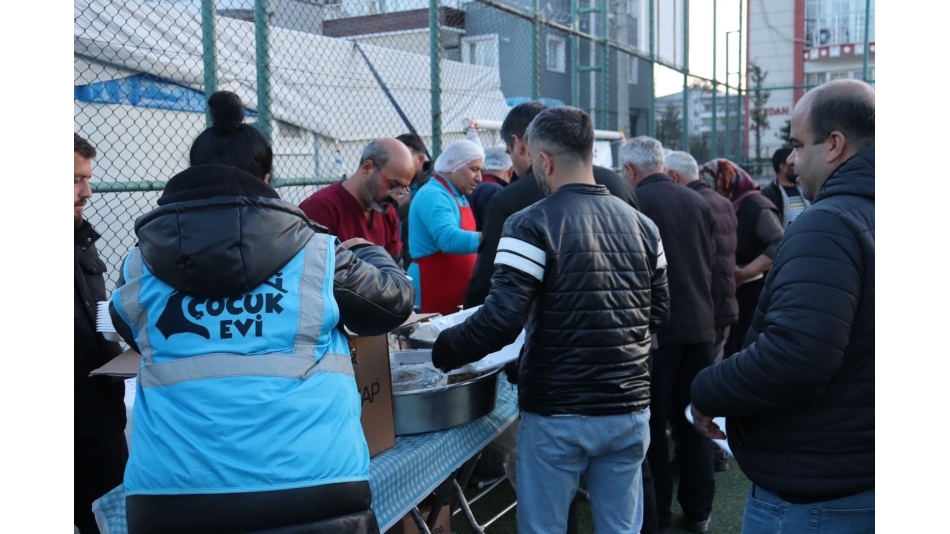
{"left": 390, "top": 350, "right": 500, "bottom": 436}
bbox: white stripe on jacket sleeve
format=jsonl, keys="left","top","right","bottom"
{"left": 498, "top": 237, "right": 546, "bottom": 266}
{"left": 495, "top": 251, "right": 545, "bottom": 281}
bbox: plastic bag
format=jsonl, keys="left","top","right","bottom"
{"left": 391, "top": 363, "right": 447, "bottom": 392}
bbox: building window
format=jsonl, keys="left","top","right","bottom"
{"left": 546, "top": 35, "right": 566, "bottom": 73}
{"left": 805, "top": 72, "right": 827, "bottom": 87}
{"left": 628, "top": 56, "right": 639, "bottom": 84}
{"left": 461, "top": 34, "right": 499, "bottom": 69}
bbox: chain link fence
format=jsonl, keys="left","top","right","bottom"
{"left": 75, "top": 0, "right": 873, "bottom": 292}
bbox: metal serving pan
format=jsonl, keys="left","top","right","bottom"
{"left": 390, "top": 350, "right": 500, "bottom": 436}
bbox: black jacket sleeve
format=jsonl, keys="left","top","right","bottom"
{"left": 647, "top": 228, "right": 671, "bottom": 333}
{"left": 690, "top": 209, "right": 863, "bottom": 418}
{"left": 334, "top": 242, "right": 415, "bottom": 336}
{"left": 434, "top": 214, "right": 545, "bottom": 370}
{"left": 462, "top": 192, "right": 515, "bottom": 309}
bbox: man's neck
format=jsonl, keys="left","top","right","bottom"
{"left": 341, "top": 175, "right": 373, "bottom": 217}
{"left": 550, "top": 167, "right": 596, "bottom": 192}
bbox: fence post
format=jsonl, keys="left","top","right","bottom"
{"left": 711, "top": 0, "right": 717, "bottom": 159}
{"left": 532, "top": 0, "right": 540, "bottom": 100}
{"left": 681, "top": 0, "right": 689, "bottom": 151}
{"left": 737, "top": 0, "right": 743, "bottom": 161}
{"left": 429, "top": 0, "right": 442, "bottom": 159}
{"left": 571, "top": 0, "right": 579, "bottom": 107}
{"left": 647, "top": 0, "right": 655, "bottom": 137}
{"left": 861, "top": 0, "right": 871, "bottom": 81}
{"left": 600, "top": 0, "right": 608, "bottom": 130}
{"left": 200, "top": 0, "right": 217, "bottom": 128}
{"left": 254, "top": 0, "right": 273, "bottom": 144}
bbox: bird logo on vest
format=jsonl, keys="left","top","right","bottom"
{"left": 156, "top": 290, "right": 211, "bottom": 339}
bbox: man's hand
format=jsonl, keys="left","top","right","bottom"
{"left": 691, "top": 405, "right": 727, "bottom": 440}
{"left": 734, "top": 265, "right": 751, "bottom": 286}
{"left": 342, "top": 237, "right": 373, "bottom": 250}
{"left": 431, "top": 331, "right": 459, "bottom": 373}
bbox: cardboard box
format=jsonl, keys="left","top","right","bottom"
{"left": 349, "top": 313, "right": 437, "bottom": 457}
{"left": 385, "top": 494, "right": 452, "bottom": 534}
{"left": 93, "top": 314, "right": 439, "bottom": 459}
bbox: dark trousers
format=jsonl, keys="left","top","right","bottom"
{"left": 75, "top": 431, "right": 128, "bottom": 534}
{"left": 647, "top": 343, "right": 716, "bottom": 527}
{"left": 641, "top": 456, "right": 659, "bottom": 534}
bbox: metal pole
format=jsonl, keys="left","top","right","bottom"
{"left": 429, "top": 0, "right": 442, "bottom": 158}
{"left": 682, "top": 0, "right": 689, "bottom": 151}
{"left": 711, "top": 0, "right": 717, "bottom": 159}
{"left": 200, "top": 0, "right": 217, "bottom": 128}
{"left": 648, "top": 0, "right": 655, "bottom": 137}
{"left": 600, "top": 0, "right": 608, "bottom": 130}
{"left": 254, "top": 0, "right": 272, "bottom": 144}
{"left": 571, "top": 0, "right": 579, "bottom": 107}
{"left": 862, "top": 0, "right": 871, "bottom": 81}
{"left": 723, "top": 32, "right": 735, "bottom": 158}
{"left": 737, "top": 0, "right": 743, "bottom": 161}
{"left": 532, "top": 0, "right": 540, "bottom": 100}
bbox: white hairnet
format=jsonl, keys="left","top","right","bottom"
{"left": 483, "top": 145, "right": 513, "bottom": 171}
{"left": 434, "top": 139, "right": 485, "bottom": 174}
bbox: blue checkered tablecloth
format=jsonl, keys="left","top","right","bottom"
{"left": 93, "top": 375, "right": 519, "bottom": 533}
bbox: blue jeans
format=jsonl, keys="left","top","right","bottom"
{"left": 516, "top": 409, "right": 651, "bottom": 534}
{"left": 742, "top": 485, "right": 875, "bottom": 534}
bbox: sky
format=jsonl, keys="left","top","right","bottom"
{"left": 654, "top": 0, "right": 745, "bottom": 97}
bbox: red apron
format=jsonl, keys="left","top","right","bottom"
{"left": 416, "top": 175, "right": 478, "bottom": 316}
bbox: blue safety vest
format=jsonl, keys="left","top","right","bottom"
{"left": 112, "top": 233, "right": 369, "bottom": 495}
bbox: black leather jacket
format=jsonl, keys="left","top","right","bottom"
{"left": 435, "top": 183, "right": 669, "bottom": 415}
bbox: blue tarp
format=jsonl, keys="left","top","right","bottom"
{"left": 74, "top": 73, "right": 256, "bottom": 116}
{"left": 505, "top": 96, "right": 566, "bottom": 108}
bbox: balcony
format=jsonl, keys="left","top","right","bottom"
{"left": 805, "top": 9, "right": 874, "bottom": 48}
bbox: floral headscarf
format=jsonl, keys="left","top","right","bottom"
{"left": 699, "top": 158, "right": 760, "bottom": 210}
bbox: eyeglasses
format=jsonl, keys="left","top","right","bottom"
{"left": 381, "top": 171, "right": 410, "bottom": 198}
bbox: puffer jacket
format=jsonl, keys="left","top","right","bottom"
{"left": 687, "top": 180, "right": 739, "bottom": 328}
{"left": 121, "top": 164, "right": 413, "bottom": 338}
{"left": 75, "top": 220, "right": 126, "bottom": 438}
{"left": 435, "top": 183, "right": 669, "bottom": 415}
{"left": 691, "top": 146, "right": 875, "bottom": 503}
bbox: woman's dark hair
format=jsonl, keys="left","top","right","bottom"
{"left": 189, "top": 91, "right": 273, "bottom": 180}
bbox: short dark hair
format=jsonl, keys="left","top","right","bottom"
{"left": 396, "top": 133, "right": 426, "bottom": 156}
{"left": 524, "top": 106, "right": 594, "bottom": 166}
{"left": 808, "top": 85, "right": 875, "bottom": 150}
{"left": 75, "top": 133, "right": 97, "bottom": 159}
{"left": 189, "top": 91, "right": 273, "bottom": 180}
{"left": 500, "top": 101, "right": 547, "bottom": 149}
{"left": 772, "top": 147, "right": 792, "bottom": 173}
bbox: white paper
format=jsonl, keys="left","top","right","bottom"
{"left": 684, "top": 405, "right": 733, "bottom": 457}
{"left": 461, "top": 330, "right": 525, "bottom": 373}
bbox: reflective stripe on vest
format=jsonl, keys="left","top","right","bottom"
{"left": 120, "top": 248, "right": 153, "bottom": 363}
{"left": 138, "top": 351, "right": 354, "bottom": 388}
{"left": 122, "top": 234, "right": 352, "bottom": 388}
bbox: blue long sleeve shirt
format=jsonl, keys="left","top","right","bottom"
{"left": 407, "top": 176, "right": 480, "bottom": 306}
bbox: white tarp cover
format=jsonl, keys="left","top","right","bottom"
{"left": 74, "top": 0, "right": 511, "bottom": 141}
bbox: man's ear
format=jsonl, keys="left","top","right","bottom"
{"left": 263, "top": 173, "right": 271, "bottom": 185}
{"left": 514, "top": 135, "right": 527, "bottom": 156}
{"left": 360, "top": 159, "right": 376, "bottom": 176}
{"left": 541, "top": 152, "right": 555, "bottom": 176}
{"left": 825, "top": 131, "right": 847, "bottom": 164}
